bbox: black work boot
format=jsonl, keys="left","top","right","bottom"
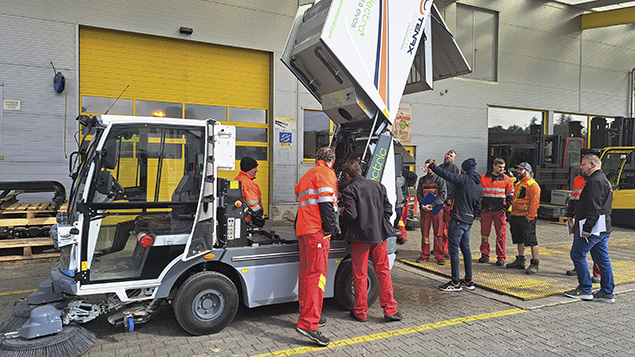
{"left": 506, "top": 255, "right": 526, "bottom": 269}
{"left": 526, "top": 259, "right": 539, "bottom": 274}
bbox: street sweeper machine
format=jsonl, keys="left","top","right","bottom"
{"left": 0, "top": 0, "right": 470, "bottom": 355}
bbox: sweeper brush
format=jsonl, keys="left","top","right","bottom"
{"left": 0, "top": 324, "right": 96, "bottom": 357}
{"left": 0, "top": 305, "right": 32, "bottom": 335}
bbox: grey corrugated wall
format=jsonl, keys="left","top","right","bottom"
{"left": 1, "top": 0, "right": 634, "bottom": 213}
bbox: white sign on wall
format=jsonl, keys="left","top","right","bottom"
{"left": 3, "top": 99, "right": 21, "bottom": 111}
{"left": 0, "top": 85, "right": 4, "bottom": 160}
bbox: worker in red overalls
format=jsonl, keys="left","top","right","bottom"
{"left": 566, "top": 174, "right": 601, "bottom": 282}
{"left": 416, "top": 158, "right": 447, "bottom": 264}
{"left": 294, "top": 147, "right": 339, "bottom": 347}
{"left": 478, "top": 158, "right": 514, "bottom": 266}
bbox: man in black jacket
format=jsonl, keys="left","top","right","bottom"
{"left": 564, "top": 154, "right": 615, "bottom": 303}
{"left": 429, "top": 158, "right": 482, "bottom": 292}
{"left": 439, "top": 150, "right": 460, "bottom": 257}
{"left": 340, "top": 160, "right": 402, "bottom": 322}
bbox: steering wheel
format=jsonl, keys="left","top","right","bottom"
{"left": 110, "top": 177, "right": 126, "bottom": 200}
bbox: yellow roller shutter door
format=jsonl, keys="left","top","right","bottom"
{"left": 80, "top": 27, "right": 270, "bottom": 215}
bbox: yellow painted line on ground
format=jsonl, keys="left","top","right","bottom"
{"left": 251, "top": 308, "right": 526, "bottom": 357}
{"left": 0, "top": 289, "right": 37, "bottom": 297}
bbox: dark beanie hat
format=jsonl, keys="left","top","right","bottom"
{"left": 240, "top": 157, "right": 258, "bottom": 172}
{"left": 461, "top": 158, "right": 477, "bottom": 172}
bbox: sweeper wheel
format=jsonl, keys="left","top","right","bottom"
{"left": 0, "top": 323, "right": 96, "bottom": 357}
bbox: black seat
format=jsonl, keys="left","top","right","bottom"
{"left": 134, "top": 173, "right": 201, "bottom": 236}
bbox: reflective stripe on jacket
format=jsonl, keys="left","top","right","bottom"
{"left": 510, "top": 175, "right": 541, "bottom": 219}
{"left": 481, "top": 172, "right": 514, "bottom": 211}
{"left": 566, "top": 175, "right": 586, "bottom": 217}
{"left": 416, "top": 174, "right": 447, "bottom": 208}
{"left": 295, "top": 160, "right": 338, "bottom": 236}
{"left": 570, "top": 175, "right": 585, "bottom": 201}
{"left": 235, "top": 171, "right": 262, "bottom": 212}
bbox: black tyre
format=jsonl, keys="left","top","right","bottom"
{"left": 405, "top": 218, "right": 420, "bottom": 230}
{"left": 173, "top": 271, "right": 239, "bottom": 335}
{"left": 334, "top": 258, "right": 379, "bottom": 310}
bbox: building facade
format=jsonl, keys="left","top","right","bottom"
{"left": 1, "top": 0, "right": 634, "bottom": 217}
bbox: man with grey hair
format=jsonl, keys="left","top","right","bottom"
{"left": 564, "top": 154, "right": 615, "bottom": 303}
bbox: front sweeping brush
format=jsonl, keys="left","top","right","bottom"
{"left": 0, "top": 324, "right": 96, "bottom": 357}
{"left": 0, "top": 305, "right": 33, "bottom": 335}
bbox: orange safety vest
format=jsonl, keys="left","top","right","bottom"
{"left": 570, "top": 175, "right": 586, "bottom": 201}
{"left": 295, "top": 160, "right": 338, "bottom": 236}
{"left": 235, "top": 171, "right": 262, "bottom": 213}
{"left": 510, "top": 175, "right": 541, "bottom": 219}
{"left": 481, "top": 173, "right": 514, "bottom": 202}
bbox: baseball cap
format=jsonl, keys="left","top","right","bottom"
{"left": 516, "top": 162, "right": 532, "bottom": 172}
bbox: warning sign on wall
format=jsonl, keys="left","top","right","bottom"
{"left": 275, "top": 117, "right": 296, "bottom": 147}
{"left": 392, "top": 104, "right": 411, "bottom": 143}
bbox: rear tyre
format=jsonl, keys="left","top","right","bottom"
{"left": 334, "top": 258, "right": 379, "bottom": 310}
{"left": 173, "top": 271, "right": 239, "bottom": 335}
{"left": 405, "top": 219, "right": 420, "bottom": 230}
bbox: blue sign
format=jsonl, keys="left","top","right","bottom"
{"left": 279, "top": 132, "right": 292, "bottom": 146}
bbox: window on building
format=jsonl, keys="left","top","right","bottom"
{"left": 136, "top": 100, "right": 182, "bottom": 118}
{"left": 229, "top": 108, "right": 267, "bottom": 124}
{"left": 456, "top": 4, "right": 498, "bottom": 82}
{"left": 589, "top": 116, "right": 616, "bottom": 148}
{"left": 487, "top": 106, "right": 545, "bottom": 169}
{"left": 553, "top": 113, "right": 588, "bottom": 140}
{"left": 81, "top": 96, "right": 133, "bottom": 115}
{"left": 184, "top": 104, "right": 226, "bottom": 121}
{"left": 488, "top": 107, "right": 544, "bottom": 145}
{"left": 303, "top": 110, "right": 332, "bottom": 160}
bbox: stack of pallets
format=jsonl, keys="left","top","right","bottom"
{"left": 0, "top": 193, "right": 65, "bottom": 264}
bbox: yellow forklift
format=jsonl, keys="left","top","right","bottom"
{"left": 599, "top": 147, "right": 635, "bottom": 228}
{"left": 590, "top": 116, "right": 635, "bottom": 227}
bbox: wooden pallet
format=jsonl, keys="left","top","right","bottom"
{"left": 0, "top": 201, "right": 68, "bottom": 238}
{"left": 0, "top": 237, "right": 59, "bottom": 264}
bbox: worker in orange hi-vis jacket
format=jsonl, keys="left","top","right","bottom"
{"left": 478, "top": 158, "right": 514, "bottom": 266}
{"left": 234, "top": 157, "right": 263, "bottom": 226}
{"left": 294, "top": 147, "right": 339, "bottom": 347}
{"left": 506, "top": 162, "right": 541, "bottom": 274}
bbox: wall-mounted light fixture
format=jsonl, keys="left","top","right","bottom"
{"left": 179, "top": 27, "right": 193, "bottom": 35}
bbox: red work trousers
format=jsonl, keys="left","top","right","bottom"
{"left": 420, "top": 210, "right": 445, "bottom": 261}
{"left": 479, "top": 209, "right": 507, "bottom": 261}
{"left": 397, "top": 205, "right": 408, "bottom": 240}
{"left": 297, "top": 230, "right": 330, "bottom": 331}
{"left": 351, "top": 241, "right": 398, "bottom": 318}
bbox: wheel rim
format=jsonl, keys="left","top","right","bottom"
{"left": 349, "top": 276, "right": 373, "bottom": 295}
{"left": 192, "top": 289, "right": 225, "bottom": 321}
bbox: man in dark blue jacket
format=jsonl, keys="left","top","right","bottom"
{"left": 429, "top": 158, "right": 482, "bottom": 292}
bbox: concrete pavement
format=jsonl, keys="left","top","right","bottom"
{"left": 0, "top": 219, "right": 633, "bottom": 356}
